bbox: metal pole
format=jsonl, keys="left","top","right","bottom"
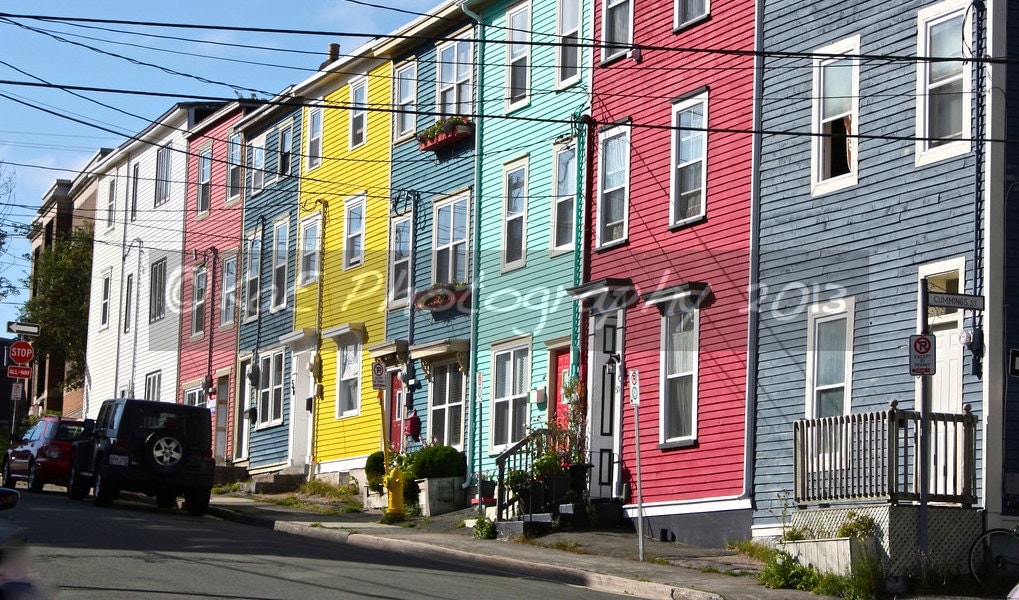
{"left": 918, "top": 277, "right": 930, "bottom": 571}
{"left": 633, "top": 398, "right": 644, "bottom": 562}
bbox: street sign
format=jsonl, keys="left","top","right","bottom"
{"left": 10, "top": 383, "right": 21, "bottom": 403}
{"left": 628, "top": 369, "right": 640, "bottom": 406}
{"left": 5, "top": 321, "right": 39, "bottom": 337}
{"left": 910, "top": 334, "right": 936, "bottom": 376}
{"left": 371, "top": 359, "right": 386, "bottom": 390}
{"left": 9, "top": 340, "right": 33, "bottom": 365}
{"left": 6, "top": 365, "right": 31, "bottom": 379}
{"left": 927, "top": 292, "right": 984, "bottom": 311}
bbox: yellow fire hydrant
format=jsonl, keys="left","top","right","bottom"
{"left": 383, "top": 465, "right": 404, "bottom": 518}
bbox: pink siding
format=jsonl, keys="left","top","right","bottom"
{"left": 588, "top": 1, "right": 756, "bottom": 504}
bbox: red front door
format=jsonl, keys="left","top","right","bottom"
{"left": 388, "top": 373, "right": 404, "bottom": 451}
{"left": 552, "top": 349, "right": 571, "bottom": 429}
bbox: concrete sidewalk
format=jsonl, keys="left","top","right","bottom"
{"left": 203, "top": 493, "right": 818, "bottom": 600}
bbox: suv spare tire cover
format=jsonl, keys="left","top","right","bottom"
{"left": 144, "top": 430, "right": 186, "bottom": 475}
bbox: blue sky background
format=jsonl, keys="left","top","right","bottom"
{"left": 0, "top": 0, "right": 433, "bottom": 332}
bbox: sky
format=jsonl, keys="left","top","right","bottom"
{"left": 0, "top": 0, "right": 436, "bottom": 333}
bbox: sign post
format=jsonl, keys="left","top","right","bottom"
{"left": 628, "top": 369, "right": 644, "bottom": 562}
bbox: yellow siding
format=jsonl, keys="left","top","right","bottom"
{"left": 299, "top": 61, "right": 392, "bottom": 465}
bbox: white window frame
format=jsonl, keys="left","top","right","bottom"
{"left": 490, "top": 340, "right": 531, "bottom": 450}
{"left": 556, "top": 0, "right": 581, "bottom": 88}
{"left": 551, "top": 141, "right": 577, "bottom": 254}
{"left": 336, "top": 336, "right": 361, "bottom": 418}
{"left": 804, "top": 297, "right": 855, "bottom": 419}
{"left": 257, "top": 349, "right": 285, "bottom": 427}
{"left": 106, "top": 178, "right": 116, "bottom": 229}
{"left": 123, "top": 273, "right": 133, "bottom": 334}
{"left": 192, "top": 264, "right": 207, "bottom": 337}
{"left": 250, "top": 136, "right": 266, "bottom": 194}
{"left": 429, "top": 361, "right": 464, "bottom": 449}
{"left": 277, "top": 123, "right": 293, "bottom": 178}
{"left": 149, "top": 258, "right": 166, "bottom": 322}
{"left": 670, "top": 92, "right": 708, "bottom": 226}
{"left": 344, "top": 194, "right": 365, "bottom": 269}
{"left": 244, "top": 232, "right": 261, "bottom": 321}
{"left": 674, "top": 0, "right": 709, "bottom": 30}
{"left": 502, "top": 158, "right": 528, "bottom": 270}
{"left": 601, "top": 0, "right": 633, "bottom": 62}
{"left": 811, "top": 36, "right": 860, "bottom": 196}
{"left": 227, "top": 134, "right": 242, "bottom": 200}
{"left": 394, "top": 62, "right": 417, "bottom": 140}
{"left": 144, "top": 371, "right": 161, "bottom": 401}
{"left": 657, "top": 306, "right": 699, "bottom": 446}
{"left": 437, "top": 37, "right": 473, "bottom": 118}
{"left": 220, "top": 254, "right": 237, "bottom": 326}
{"left": 506, "top": 3, "right": 531, "bottom": 110}
{"left": 100, "top": 269, "right": 111, "bottom": 328}
{"left": 271, "top": 220, "right": 288, "bottom": 311}
{"left": 184, "top": 387, "right": 205, "bottom": 407}
{"left": 154, "top": 144, "right": 172, "bottom": 206}
{"left": 299, "top": 213, "right": 321, "bottom": 286}
{"left": 350, "top": 79, "right": 367, "bottom": 149}
{"left": 197, "top": 146, "right": 212, "bottom": 215}
{"left": 915, "top": 0, "right": 971, "bottom": 166}
{"left": 307, "top": 106, "right": 323, "bottom": 170}
{"left": 596, "top": 125, "right": 630, "bottom": 248}
{"left": 389, "top": 214, "right": 412, "bottom": 306}
{"left": 129, "top": 163, "right": 139, "bottom": 222}
{"left": 433, "top": 194, "right": 469, "bottom": 284}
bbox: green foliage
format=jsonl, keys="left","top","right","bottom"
{"left": 472, "top": 514, "right": 497, "bottom": 539}
{"left": 781, "top": 525, "right": 813, "bottom": 541}
{"left": 0, "top": 167, "right": 17, "bottom": 303}
{"left": 532, "top": 453, "right": 566, "bottom": 479}
{"left": 758, "top": 547, "right": 882, "bottom": 600}
{"left": 726, "top": 539, "right": 778, "bottom": 563}
{"left": 759, "top": 551, "right": 820, "bottom": 591}
{"left": 836, "top": 511, "right": 877, "bottom": 539}
{"left": 365, "top": 451, "right": 386, "bottom": 494}
{"left": 504, "top": 468, "right": 535, "bottom": 494}
{"left": 411, "top": 445, "right": 466, "bottom": 479}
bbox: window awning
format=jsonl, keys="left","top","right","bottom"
{"left": 566, "top": 277, "right": 638, "bottom": 314}
{"left": 368, "top": 339, "right": 409, "bottom": 368}
{"left": 322, "top": 322, "right": 366, "bottom": 344}
{"left": 408, "top": 338, "right": 469, "bottom": 381}
{"left": 641, "top": 282, "right": 711, "bottom": 314}
{"left": 279, "top": 327, "right": 318, "bottom": 351}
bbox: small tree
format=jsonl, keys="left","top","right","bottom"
{"left": 20, "top": 223, "right": 94, "bottom": 390}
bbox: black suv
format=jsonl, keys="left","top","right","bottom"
{"left": 68, "top": 398, "right": 215, "bottom": 516}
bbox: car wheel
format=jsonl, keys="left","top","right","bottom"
{"left": 156, "top": 493, "right": 176, "bottom": 509}
{"left": 144, "top": 430, "right": 186, "bottom": 475}
{"left": 184, "top": 487, "right": 211, "bottom": 517}
{"left": 27, "top": 462, "right": 43, "bottom": 493}
{"left": 66, "top": 466, "right": 88, "bottom": 501}
{"left": 93, "top": 470, "right": 117, "bottom": 507}
{"left": 1, "top": 460, "right": 13, "bottom": 489}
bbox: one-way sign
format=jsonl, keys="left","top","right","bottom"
{"left": 6, "top": 321, "right": 39, "bottom": 337}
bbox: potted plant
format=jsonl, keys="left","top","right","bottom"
{"left": 411, "top": 444, "right": 467, "bottom": 517}
{"left": 413, "top": 281, "right": 471, "bottom": 312}
{"left": 417, "top": 116, "right": 474, "bottom": 152}
{"left": 504, "top": 468, "right": 542, "bottom": 514}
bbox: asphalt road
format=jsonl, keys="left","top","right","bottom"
{"left": 10, "top": 488, "right": 629, "bottom": 599}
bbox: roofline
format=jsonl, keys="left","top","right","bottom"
{"left": 373, "top": 0, "right": 468, "bottom": 57}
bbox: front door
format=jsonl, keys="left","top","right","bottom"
{"left": 552, "top": 349, "right": 571, "bottom": 430}
{"left": 288, "top": 352, "right": 313, "bottom": 470}
{"left": 587, "top": 310, "right": 624, "bottom": 500}
{"left": 214, "top": 375, "right": 229, "bottom": 462}
{"left": 388, "top": 372, "right": 405, "bottom": 451}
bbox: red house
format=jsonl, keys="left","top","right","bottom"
{"left": 569, "top": 0, "right": 756, "bottom": 546}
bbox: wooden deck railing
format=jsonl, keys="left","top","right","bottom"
{"left": 793, "top": 402, "right": 977, "bottom": 506}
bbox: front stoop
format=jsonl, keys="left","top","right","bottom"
{"left": 214, "top": 465, "right": 249, "bottom": 485}
{"left": 496, "top": 513, "right": 554, "bottom": 538}
{"left": 243, "top": 472, "right": 306, "bottom": 494}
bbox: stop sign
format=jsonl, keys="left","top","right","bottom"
{"left": 9, "top": 340, "right": 33, "bottom": 365}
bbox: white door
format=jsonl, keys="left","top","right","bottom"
{"left": 289, "top": 352, "right": 312, "bottom": 471}
{"left": 929, "top": 321, "right": 964, "bottom": 496}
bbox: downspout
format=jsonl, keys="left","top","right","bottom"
{"left": 129, "top": 241, "right": 142, "bottom": 397}
{"left": 313, "top": 201, "right": 327, "bottom": 470}
{"left": 460, "top": 0, "right": 484, "bottom": 511}
{"left": 570, "top": 110, "right": 589, "bottom": 379}
{"left": 112, "top": 162, "right": 133, "bottom": 401}
{"left": 206, "top": 247, "right": 219, "bottom": 402}
{"left": 973, "top": 0, "right": 985, "bottom": 362}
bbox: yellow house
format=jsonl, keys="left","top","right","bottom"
{"left": 290, "top": 41, "right": 392, "bottom": 476}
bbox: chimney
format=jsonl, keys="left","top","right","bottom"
{"left": 320, "top": 43, "right": 340, "bottom": 70}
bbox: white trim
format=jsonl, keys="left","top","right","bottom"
{"left": 673, "top": 0, "right": 710, "bottom": 30}
{"left": 349, "top": 77, "right": 368, "bottom": 150}
{"left": 596, "top": 125, "right": 630, "bottom": 248}
{"left": 388, "top": 213, "right": 413, "bottom": 307}
{"left": 344, "top": 194, "right": 366, "bottom": 269}
{"left": 658, "top": 307, "right": 699, "bottom": 445}
{"left": 432, "top": 192, "right": 470, "bottom": 284}
{"left": 551, "top": 140, "right": 577, "bottom": 254}
{"left": 505, "top": 2, "right": 531, "bottom": 112}
{"left": 669, "top": 92, "right": 708, "bottom": 226}
{"left": 555, "top": 0, "right": 582, "bottom": 89}
{"left": 601, "top": 0, "right": 633, "bottom": 62}
{"left": 811, "top": 36, "right": 860, "bottom": 196}
{"left": 489, "top": 336, "right": 532, "bottom": 453}
{"left": 298, "top": 212, "right": 322, "bottom": 287}
{"left": 435, "top": 37, "right": 473, "bottom": 118}
{"left": 622, "top": 496, "right": 752, "bottom": 518}
{"left": 804, "top": 296, "right": 855, "bottom": 419}
{"left": 501, "top": 157, "right": 528, "bottom": 271}
{"left": 270, "top": 219, "right": 289, "bottom": 311}
{"left": 306, "top": 105, "right": 324, "bottom": 171}
{"left": 393, "top": 61, "right": 418, "bottom": 141}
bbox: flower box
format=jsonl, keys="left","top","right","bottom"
{"left": 417, "top": 120, "right": 474, "bottom": 152}
{"left": 413, "top": 284, "right": 471, "bottom": 312}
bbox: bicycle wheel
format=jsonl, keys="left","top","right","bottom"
{"left": 970, "top": 528, "right": 1019, "bottom": 586}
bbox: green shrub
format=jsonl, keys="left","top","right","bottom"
{"left": 365, "top": 450, "right": 386, "bottom": 494}
{"left": 836, "top": 511, "right": 877, "bottom": 539}
{"left": 473, "top": 514, "right": 497, "bottom": 539}
{"left": 411, "top": 445, "right": 466, "bottom": 479}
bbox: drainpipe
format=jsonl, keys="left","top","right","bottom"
{"left": 204, "top": 247, "right": 219, "bottom": 402}
{"left": 459, "top": 0, "right": 484, "bottom": 512}
{"left": 119, "top": 238, "right": 143, "bottom": 398}
{"left": 313, "top": 201, "right": 327, "bottom": 470}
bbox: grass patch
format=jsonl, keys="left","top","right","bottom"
{"left": 551, "top": 540, "right": 591, "bottom": 554}
{"left": 309, "top": 522, "right": 324, "bottom": 528}
{"left": 726, "top": 538, "right": 777, "bottom": 563}
{"left": 647, "top": 556, "right": 670, "bottom": 565}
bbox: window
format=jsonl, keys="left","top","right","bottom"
{"left": 556, "top": 0, "right": 581, "bottom": 86}
{"left": 123, "top": 274, "right": 133, "bottom": 334}
{"left": 221, "top": 255, "right": 237, "bottom": 326}
{"left": 277, "top": 125, "right": 293, "bottom": 177}
{"left": 492, "top": 343, "right": 529, "bottom": 448}
{"left": 271, "top": 221, "right": 288, "bottom": 309}
{"left": 250, "top": 137, "right": 265, "bottom": 193}
{"left": 185, "top": 387, "right": 205, "bottom": 407}
{"left": 144, "top": 371, "right": 161, "bottom": 401}
{"left": 149, "top": 258, "right": 166, "bottom": 322}
{"left": 129, "top": 164, "right": 139, "bottom": 221}
{"left": 244, "top": 234, "right": 261, "bottom": 320}
{"left": 602, "top": 0, "right": 632, "bottom": 61}
{"left": 350, "top": 79, "right": 367, "bottom": 149}
{"left": 154, "top": 144, "right": 172, "bottom": 206}
{"left": 197, "top": 147, "right": 212, "bottom": 214}
{"left": 258, "top": 350, "right": 284, "bottom": 426}
{"left": 100, "top": 270, "right": 111, "bottom": 328}
{"left": 430, "top": 362, "right": 464, "bottom": 448}
{"left": 192, "top": 264, "right": 207, "bottom": 336}
{"left": 106, "top": 179, "right": 116, "bottom": 229}
{"left": 344, "top": 195, "right": 365, "bottom": 269}
{"left": 227, "top": 134, "right": 242, "bottom": 200}
{"left": 337, "top": 337, "right": 361, "bottom": 417}
{"left": 506, "top": 4, "right": 530, "bottom": 108}
{"left": 675, "top": 0, "right": 708, "bottom": 29}
{"left": 916, "top": 0, "right": 970, "bottom": 164}
{"left": 552, "top": 142, "right": 576, "bottom": 251}
{"left": 811, "top": 37, "right": 859, "bottom": 195}
{"left": 299, "top": 214, "right": 321, "bottom": 286}
{"left": 389, "top": 215, "right": 412, "bottom": 304}
{"left": 438, "top": 39, "right": 472, "bottom": 117}
{"left": 502, "top": 160, "right": 527, "bottom": 269}
{"left": 307, "top": 107, "right": 323, "bottom": 170}
{"left": 660, "top": 309, "right": 698, "bottom": 444}
{"left": 433, "top": 195, "right": 468, "bottom": 283}
{"left": 805, "top": 298, "right": 854, "bottom": 419}
{"left": 670, "top": 93, "right": 707, "bottom": 225}
{"left": 395, "top": 63, "right": 417, "bottom": 138}
{"left": 597, "top": 126, "right": 630, "bottom": 246}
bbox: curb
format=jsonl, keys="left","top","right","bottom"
{"left": 206, "top": 505, "right": 720, "bottom": 600}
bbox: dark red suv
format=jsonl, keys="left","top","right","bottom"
{"left": 3, "top": 416, "right": 86, "bottom": 492}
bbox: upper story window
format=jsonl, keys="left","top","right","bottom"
{"left": 149, "top": 258, "right": 166, "bottom": 322}
{"left": 433, "top": 194, "right": 468, "bottom": 284}
{"left": 552, "top": 141, "right": 576, "bottom": 252}
{"left": 389, "top": 215, "right": 412, "bottom": 305}
{"left": 100, "top": 270, "right": 111, "bottom": 328}
{"left": 299, "top": 213, "right": 321, "bottom": 286}
{"left": 192, "top": 264, "right": 207, "bottom": 336}
{"left": 344, "top": 195, "right": 365, "bottom": 269}
{"left": 221, "top": 254, "right": 237, "bottom": 326}
{"left": 244, "top": 233, "right": 261, "bottom": 321}
{"left": 670, "top": 92, "right": 707, "bottom": 226}
{"left": 812, "top": 37, "right": 859, "bottom": 196}
{"left": 154, "top": 144, "right": 172, "bottom": 206}
{"left": 307, "top": 107, "right": 323, "bottom": 170}
{"left": 197, "top": 146, "right": 212, "bottom": 214}
{"left": 438, "top": 39, "right": 472, "bottom": 118}
{"left": 916, "top": 0, "right": 971, "bottom": 165}
{"left": 556, "top": 0, "right": 581, "bottom": 87}
{"left": 602, "top": 0, "right": 633, "bottom": 62}
{"left": 675, "top": 0, "right": 709, "bottom": 30}
{"left": 227, "top": 134, "right": 242, "bottom": 200}
{"left": 350, "top": 79, "right": 367, "bottom": 149}
{"left": 506, "top": 3, "right": 531, "bottom": 110}
{"left": 278, "top": 124, "right": 293, "bottom": 178}
{"left": 106, "top": 178, "right": 116, "bottom": 229}
{"left": 250, "top": 137, "right": 266, "bottom": 194}
{"left": 395, "top": 63, "right": 417, "bottom": 139}
{"left": 502, "top": 159, "right": 527, "bottom": 270}
{"left": 271, "top": 220, "right": 288, "bottom": 310}
{"left": 597, "top": 125, "right": 630, "bottom": 247}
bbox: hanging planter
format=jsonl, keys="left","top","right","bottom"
{"left": 417, "top": 117, "right": 474, "bottom": 152}
{"left": 413, "top": 282, "right": 471, "bottom": 312}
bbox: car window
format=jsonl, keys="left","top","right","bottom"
{"left": 55, "top": 423, "right": 84, "bottom": 442}
{"left": 110, "top": 403, "right": 125, "bottom": 432}
{"left": 24, "top": 424, "right": 40, "bottom": 442}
